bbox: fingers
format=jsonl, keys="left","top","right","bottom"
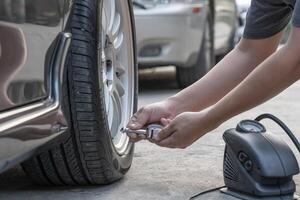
{"left": 127, "top": 107, "right": 150, "bottom": 142}
{"left": 157, "top": 132, "right": 187, "bottom": 149}
{"left": 129, "top": 138, "right": 143, "bottom": 143}
{"left": 126, "top": 130, "right": 147, "bottom": 143}
{"left": 153, "top": 122, "right": 176, "bottom": 141}
{"left": 157, "top": 136, "right": 177, "bottom": 148}
{"left": 127, "top": 107, "right": 150, "bottom": 130}
{"left": 127, "top": 132, "right": 146, "bottom": 141}
{"left": 160, "top": 118, "right": 171, "bottom": 126}
{"left": 129, "top": 135, "right": 142, "bottom": 143}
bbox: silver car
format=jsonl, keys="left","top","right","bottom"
{"left": 0, "top": 0, "right": 137, "bottom": 186}
{"left": 133, "top": 0, "right": 238, "bottom": 87}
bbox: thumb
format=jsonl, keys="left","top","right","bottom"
{"left": 127, "top": 107, "right": 150, "bottom": 130}
{"left": 160, "top": 118, "right": 171, "bottom": 126}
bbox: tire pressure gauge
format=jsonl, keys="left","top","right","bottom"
{"left": 121, "top": 124, "right": 163, "bottom": 139}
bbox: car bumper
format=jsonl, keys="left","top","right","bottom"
{"left": 134, "top": 4, "right": 207, "bottom": 68}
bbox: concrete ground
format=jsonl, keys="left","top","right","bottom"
{"left": 0, "top": 67, "right": 299, "bottom": 200}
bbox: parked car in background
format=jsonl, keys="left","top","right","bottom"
{"left": 236, "top": 0, "right": 251, "bottom": 39}
{"left": 0, "top": 0, "right": 137, "bottom": 185}
{"left": 133, "top": 0, "right": 238, "bottom": 88}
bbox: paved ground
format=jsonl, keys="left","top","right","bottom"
{"left": 0, "top": 67, "right": 299, "bottom": 200}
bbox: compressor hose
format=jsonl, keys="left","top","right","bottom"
{"left": 255, "top": 113, "right": 300, "bottom": 152}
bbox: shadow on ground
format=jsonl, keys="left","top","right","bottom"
{"left": 0, "top": 165, "right": 132, "bottom": 200}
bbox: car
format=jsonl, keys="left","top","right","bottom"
{"left": 0, "top": 0, "right": 137, "bottom": 185}
{"left": 236, "top": 0, "right": 251, "bottom": 40}
{"left": 133, "top": 0, "right": 238, "bottom": 88}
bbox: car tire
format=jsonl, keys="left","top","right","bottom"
{"left": 22, "top": 0, "right": 137, "bottom": 186}
{"left": 176, "top": 11, "right": 214, "bottom": 88}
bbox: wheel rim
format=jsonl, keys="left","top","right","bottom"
{"left": 98, "top": 0, "right": 134, "bottom": 155}
{"left": 204, "top": 20, "right": 212, "bottom": 72}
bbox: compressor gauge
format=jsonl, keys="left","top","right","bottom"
{"left": 236, "top": 120, "right": 266, "bottom": 133}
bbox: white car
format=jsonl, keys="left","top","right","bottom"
{"left": 236, "top": 0, "right": 251, "bottom": 39}
{"left": 133, "top": 0, "right": 238, "bottom": 88}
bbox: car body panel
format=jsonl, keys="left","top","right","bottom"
{"left": 0, "top": 32, "right": 70, "bottom": 173}
{"left": 0, "top": 0, "right": 66, "bottom": 112}
{"left": 0, "top": 0, "right": 73, "bottom": 172}
{"left": 134, "top": 3, "right": 207, "bottom": 68}
{"left": 214, "top": 0, "right": 238, "bottom": 55}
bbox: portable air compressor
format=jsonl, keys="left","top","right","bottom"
{"left": 221, "top": 114, "right": 300, "bottom": 200}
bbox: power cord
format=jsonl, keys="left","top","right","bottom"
{"left": 189, "top": 186, "right": 226, "bottom": 200}
{"left": 255, "top": 113, "right": 300, "bottom": 152}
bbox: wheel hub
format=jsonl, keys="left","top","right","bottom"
{"left": 103, "top": 36, "right": 117, "bottom": 90}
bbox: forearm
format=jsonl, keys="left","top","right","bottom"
{"left": 208, "top": 45, "right": 300, "bottom": 126}
{"left": 168, "top": 38, "right": 279, "bottom": 114}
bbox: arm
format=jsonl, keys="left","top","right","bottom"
{"left": 168, "top": 32, "right": 283, "bottom": 115}
{"left": 127, "top": 31, "right": 282, "bottom": 141}
{"left": 208, "top": 27, "right": 300, "bottom": 126}
{"left": 155, "top": 27, "right": 300, "bottom": 148}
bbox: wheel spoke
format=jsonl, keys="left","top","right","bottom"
{"left": 112, "top": 13, "right": 121, "bottom": 39}
{"left": 110, "top": 90, "right": 122, "bottom": 137}
{"left": 105, "top": 85, "right": 113, "bottom": 128}
{"left": 115, "top": 60, "right": 126, "bottom": 76}
{"left": 113, "top": 32, "right": 124, "bottom": 51}
{"left": 115, "top": 76, "right": 125, "bottom": 97}
{"left": 113, "top": 89, "right": 123, "bottom": 118}
{"left": 102, "top": 2, "right": 109, "bottom": 35}
{"left": 103, "top": 0, "right": 116, "bottom": 34}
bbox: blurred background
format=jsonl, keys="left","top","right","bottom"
{"left": 134, "top": 0, "right": 290, "bottom": 93}
{"left": 133, "top": 0, "right": 250, "bottom": 91}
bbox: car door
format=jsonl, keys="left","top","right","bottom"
{"left": 0, "top": 0, "right": 66, "bottom": 111}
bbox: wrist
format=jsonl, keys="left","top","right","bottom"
{"left": 203, "top": 107, "right": 224, "bottom": 130}
{"left": 165, "top": 95, "right": 187, "bottom": 117}
{"left": 207, "top": 103, "right": 233, "bottom": 128}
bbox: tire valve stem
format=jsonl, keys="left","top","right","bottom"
{"left": 120, "top": 124, "right": 163, "bottom": 140}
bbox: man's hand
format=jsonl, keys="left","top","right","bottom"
{"left": 153, "top": 111, "right": 219, "bottom": 149}
{"left": 127, "top": 100, "right": 177, "bottom": 142}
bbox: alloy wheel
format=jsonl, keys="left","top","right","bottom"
{"left": 98, "top": 0, "right": 135, "bottom": 154}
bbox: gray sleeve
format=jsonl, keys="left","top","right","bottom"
{"left": 244, "top": 0, "right": 292, "bottom": 39}
{"left": 292, "top": 0, "right": 300, "bottom": 27}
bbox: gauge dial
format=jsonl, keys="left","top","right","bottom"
{"left": 236, "top": 120, "right": 266, "bottom": 133}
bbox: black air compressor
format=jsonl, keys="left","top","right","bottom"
{"left": 221, "top": 114, "right": 300, "bottom": 200}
